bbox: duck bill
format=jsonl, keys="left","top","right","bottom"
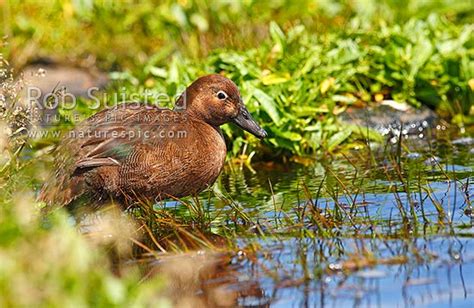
{"left": 232, "top": 106, "right": 267, "bottom": 139}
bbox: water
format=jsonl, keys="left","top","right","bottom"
{"left": 80, "top": 134, "right": 473, "bottom": 307}
{"left": 232, "top": 237, "right": 474, "bottom": 307}
{"left": 205, "top": 136, "right": 474, "bottom": 307}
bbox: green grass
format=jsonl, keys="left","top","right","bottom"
{"left": 3, "top": 1, "right": 473, "bottom": 159}
{"left": 3, "top": 0, "right": 473, "bottom": 68}
{"left": 128, "top": 16, "right": 473, "bottom": 158}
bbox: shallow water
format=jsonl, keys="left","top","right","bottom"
{"left": 234, "top": 237, "right": 474, "bottom": 307}
{"left": 210, "top": 136, "right": 474, "bottom": 307}
{"left": 75, "top": 134, "right": 473, "bottom": 307}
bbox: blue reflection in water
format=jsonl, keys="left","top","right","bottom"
{"left": 218, "top": 140, "right": 474, "bottom": 307}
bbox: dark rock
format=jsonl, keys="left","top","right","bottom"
{"left": 20, "top": 63, "right": 109, "bottom": 126}
{"left": 339, "top": 100, "right": 439, "bottom": 138}
{"left": 22, "top": 63, "right": 108, "bottom": 100}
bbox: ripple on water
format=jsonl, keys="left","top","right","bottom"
{"left": 215, "top": 137, "right": 474, "bottom": 307}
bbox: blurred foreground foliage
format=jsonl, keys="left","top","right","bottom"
{"left": 0, "top": 44, "right": 167, "bottom": 308}
{"left": 0, "top": 175, "right": 168, "bottom": 307}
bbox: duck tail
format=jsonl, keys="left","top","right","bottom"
{"left": 38, "top": 167, "right": 86, "bottom": 212}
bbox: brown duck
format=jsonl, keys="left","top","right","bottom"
{"left": 40, "top": 74, "right": 267, "bottom": 207}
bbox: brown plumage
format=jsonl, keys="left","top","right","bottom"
{"left": 39, "top": 74, "right": 267, "bottom": 208}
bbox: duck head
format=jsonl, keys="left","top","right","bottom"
{"left": 175, "top": 74, "right": 267, "bottom": 139}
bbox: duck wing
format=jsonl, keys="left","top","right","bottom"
{"left": 39, "top": 104, "right": 181, "bottom": 207}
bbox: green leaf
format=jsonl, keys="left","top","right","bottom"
{"left": 147, "top": 66, "right": 167, "bottom": 78}
{"left": 410, "top": 37, "right": 433, "bottom": 78}
{"left": 170, "top": 4, "right": 187, "bottom": 28}
{"left": 332, "top": 95, "right": 357, "bottom": 104}
{"left": 293, "top": 106, "right": 328, "bottom": 117}
{"left": 275, "top": 130, "right": 302, "bottom": 141}
{"left": 327, "top": 128, "right": 352, "bottom": 151}
{"left": 269, "top": 21, "right": 286, "bottom": 54}
{"left": 190, "top": 13, "right": 209, "bottom": 32}
{"left": 260, "top": 73, "right": 291, "bottom": 85}
{"left": 252, "top": 88, "right": 281, "bottom": 125}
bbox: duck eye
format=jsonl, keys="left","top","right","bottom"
{"left": 217, "top": 91, "right": 228, "bottom": 100}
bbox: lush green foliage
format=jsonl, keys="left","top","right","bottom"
{"left": 4, "top": 0, "right": 473, "bottom": 68}
{"left": 109, "top": 16, "right": 473, "bottom": 158}
{"left": 4, "top": 0, "right": 473, "bottom": 159}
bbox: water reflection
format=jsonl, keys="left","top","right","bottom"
{"left": 213, "top": 136, "right": 473, "bottom": 307}
{"left": 111, "top": 135, "right": 473, "bottom": 307}
{"left": 231, "top": 236, "right": 474, "bottom": 307}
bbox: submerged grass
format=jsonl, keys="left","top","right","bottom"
{"left": 130, "top": 134, "right": 472, "bottom": 250}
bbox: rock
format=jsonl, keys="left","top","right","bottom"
{"left": 20, "top": 62, "right": 109, "bottom": 125}
{"left": 339, "top": 100, "right": 439, "bottom": 138}
{"left": 22, "top": 63, "right": 108, "bottom": 100}
{"left": 23, "top": 63, "right": 109, "bottom": 97}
